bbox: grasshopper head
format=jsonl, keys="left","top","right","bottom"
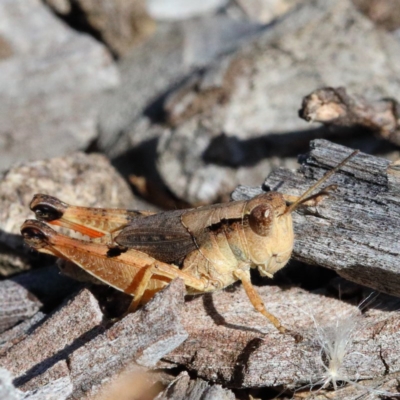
{"left": 244, "top": 192, "right": 293, "bottom": 278}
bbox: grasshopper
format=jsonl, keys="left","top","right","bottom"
{"left": 21, "top": 150, "right": 358, "bottom": 336}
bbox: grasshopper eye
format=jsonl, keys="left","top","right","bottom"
{"left": 249, "top": 204, "right": 273, "bottom": 236}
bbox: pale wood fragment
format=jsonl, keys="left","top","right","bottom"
{"left": 0, "top": 368, "right": 21, "bottom": 400}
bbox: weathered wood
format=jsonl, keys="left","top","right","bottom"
{"left": 10, "top": 266, "right": 82, "bottom": 307}
{"left": 0, "top": 274, "right": 187, "bottom": 399}
{"left": 296, "top": 372, "right": 400, "bottom": 400}
{"left": 0, "top": 289, "right": 103, "bottom": 386}
{"left": 0, "top": 281, "right": 42, "bottom": 334}
{"left": 163, "top": 283, "right": 400, "bottom": 393}
{"left": 155, "top": 371, "right": 235, "bottom": 400}
{"left": 22, "top": 361, "right": 72, "bottom": 400}
{"left": 0, "top": 312, "right": 45, "bottom": 357}
{"left": 232, "top": 139, "right": 400, "bottom": 297}
{"left": 67, "top": 278, "right": 187, "bottom": 399}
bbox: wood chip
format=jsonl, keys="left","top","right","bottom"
{"left": 0, "top": 289, "right": 103, "bottom": 387}
{"left": 68, "top": 279, "right": 187, "bottom": 399}
{"left": 299, "top": 87, "right": 400, "bottom": 145}
{"left": 0, "top": 281, "right": 42, "bottom": 334}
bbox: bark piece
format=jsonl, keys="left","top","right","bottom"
{"left": 0, "top": 289, "right": 103, "bottom": 387}
{"left": 155, "top": 371, "right": 235, "bottom": 400}
{"left": 0, "top": 281, "right": 42, "bottom": 334}
{"left": 0, "top": 312, "right": 45, "bottom": 357}
{"left": 0, "top": 0, "right": 119, "bottom": 172}
{"left": 299, "top": 87, "right": 400, "bottom": 146}
{"left": 20, "top": 361, "right": 70, "bottom": 392}
{"left": 68, "top": 279, "right": 187, "bottom": 399}
{"left": 232, "top": 139, "right": 400, "bottom": 297}
{"left": 22, "top": 376, "right": 72, "bottom": 400}
{"left": 164, "top": 283, "right": 400, "bottom": 391}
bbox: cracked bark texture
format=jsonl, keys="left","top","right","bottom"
{"left": 163, "top": 284, "right": 400, "bottom": 393}
{"left": 0, "top": 280, "right": 188, "bottom": 400}
{"left": 0, "top": 281, "right": 42, "bottom": 334}
{"left": 155, "top": 371, "right": 235, "bottom": 400}
{"left": 233, "top": 139, "right": 400, "bottom": 298}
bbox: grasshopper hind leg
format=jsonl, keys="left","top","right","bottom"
{"left": 29, "top": 193, "right": 156, "bottom": 239}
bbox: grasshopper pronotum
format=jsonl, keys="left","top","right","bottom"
{"left": 21, "top": 150, "right": 358, "bottom": 336}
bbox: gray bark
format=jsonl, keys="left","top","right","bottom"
{"left": 155, "top": 371, "right": 235, "bottom": 400}
{"left": 0, "top": 281, "right": 42, "bottom": 334}
{"left": 0, "top": 279, "right": 187, "bottom": 399}
{"left": 68, "top": 279, "right": 187, "bottom": 399}
{"left": 164, "top": 283, "right": 400, "bottom": 395}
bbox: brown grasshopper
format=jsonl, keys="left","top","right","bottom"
{"left": 20, "top": 150, "right": 358, "bottom": 336}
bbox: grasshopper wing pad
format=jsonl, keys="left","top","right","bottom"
{"left": 115, "top": 210, "right": 197, "bottom": 263}
{"left": 181, "top": 200, "right": 247, "bottom": 238}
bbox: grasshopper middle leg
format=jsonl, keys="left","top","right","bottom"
{"left": 233, "top": 269, "right": 286, "bottom": 334}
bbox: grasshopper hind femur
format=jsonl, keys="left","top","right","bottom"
{"left": 30, "top": 194, "right": 67, "bottom": 221}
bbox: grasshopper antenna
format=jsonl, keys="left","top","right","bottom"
{"left": 284, "top": 149, "right": 359, "bottom": 215}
